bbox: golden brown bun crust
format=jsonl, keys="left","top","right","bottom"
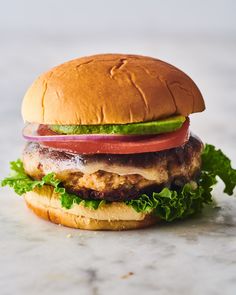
{"left": 22, "top": 54, "right": 205, "bottom": 125}
{"left": 24, "top": 186, "right": 159, "bottom": 231}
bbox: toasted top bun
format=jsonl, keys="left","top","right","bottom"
{"left": 22, "top": 54, "right": 205, "bottom": 125}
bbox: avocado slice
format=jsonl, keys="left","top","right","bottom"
{"left": 50, "top": 115, "right": 186, "bottom": 135}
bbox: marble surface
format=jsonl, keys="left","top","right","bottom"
{"left": 1, "top": 2, "right": 236, "bottom": 294}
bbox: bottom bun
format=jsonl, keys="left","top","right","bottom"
{"left": 24, "top": 185, "right": 159, "bottom": 230}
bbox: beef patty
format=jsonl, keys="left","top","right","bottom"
{"left": 22, "top": 135, "right": 203, "bottom": 201}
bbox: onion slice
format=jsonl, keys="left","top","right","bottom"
{"left": 22, "top": 120, "right": 190, "bottom": 154}
{"left": 22, "top": 123, "right": 160, "bottom": 142}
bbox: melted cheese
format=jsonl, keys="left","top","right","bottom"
{"left": 32, "top": 154, "right": 168, "bottom": 182}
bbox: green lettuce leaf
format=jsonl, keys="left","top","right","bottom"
{"left": 1, "top": 159, "right": 102, "bottom": 210}
{"left": 125, "top": 173, "right": 215, "bottom": 221}
{"left": 201, "top": 144, "right": 236, "bottom": 195}
{"left": 1, "top": 143, "right": 235, "bottom": 222}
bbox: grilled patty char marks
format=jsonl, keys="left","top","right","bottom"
{"left": 22, "top": 135, "right": 203, "bottom": 202}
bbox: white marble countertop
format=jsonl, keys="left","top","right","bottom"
{"left": 1, "top": 2, "right": 236, "bottom": 294}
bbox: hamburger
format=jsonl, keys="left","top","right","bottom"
{"left": 2, "top": 54, "right": 235, "bottom": 230}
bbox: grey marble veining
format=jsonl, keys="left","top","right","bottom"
{"left": 0, "top": 5, "right": 236, "bottom": 294}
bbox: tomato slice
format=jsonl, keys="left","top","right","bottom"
{"left": 39, "top": 118, "right": 190, "bottom": 154}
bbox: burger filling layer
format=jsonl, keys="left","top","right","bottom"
{"left": 22, "top": 135, "right": 203, "bottom": 202}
